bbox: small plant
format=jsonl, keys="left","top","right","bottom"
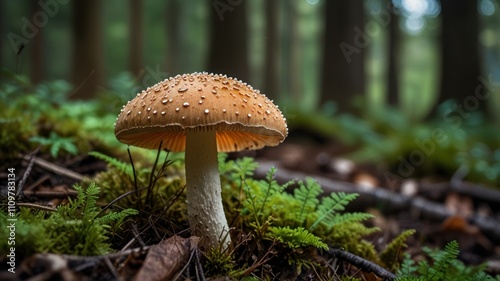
{"left": 380, "top": 229, "right": 417, "bottom": 271}
{"left": 0, "top": 183, "right": 138, "bottom": 258}
{"left": 89, "top": 151, "right": 134, "bottom": 177}
{"left": 396, "top": 240, "right": 496, "bottom": 281}
{"left": 30, "top": 131, "right": 78, "bottom": 158}
{"left": 219, "top": 155, "right": 380, "bottom": 276}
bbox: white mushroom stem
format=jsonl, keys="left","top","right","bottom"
{"left": 185, "top": 129, "right": 231, "bottom": 249}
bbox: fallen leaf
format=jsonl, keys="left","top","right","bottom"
{"left": 133, "top": 236, "right": 199, "bottom": 281}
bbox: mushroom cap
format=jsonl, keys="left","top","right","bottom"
{"left": 114, "top": 72, "right": 288, "bottom": 152}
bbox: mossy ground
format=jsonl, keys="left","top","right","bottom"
{"left": 1, "top": 74, "right": 499, "bottom": 280}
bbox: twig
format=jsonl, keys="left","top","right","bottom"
{"left": 328, "top": 247, "right": 397, "bottom": 281}
{"left": 20, "top": 154, "right": 84, "bottom": 181}
{"left": 103, "top": 256, "right": 122, "bottom": 281}
{"left": 132, "top": 223, "right": 146, "bottom": 247}
{"left": 17, "top": 148, "right": 39, "bottom": 196}
{"left": 193, "top": 247, "right": 206, "bottom": 281}
{"left": 63, "top": 245, "right": 150, "bottom": 262}
{"left": 16, "top": 202, "right": 57, "bottom": 212}
{"left": 22, "top": 190, "right": 78, "bottom": 198}
{"left": 97, "top": 187, "right": 147, "bottom": 217}
{"left": 145, "top": 141, "right": 163, "bottom": 208}
{"left": 128, "top": 147, "right": 140, "bottom": 211}
{"left": 24, "top": 174, "right": 51, "bottom": 191}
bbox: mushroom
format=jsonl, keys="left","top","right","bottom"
{"left": 114, "top": 72, "right": 288, "bottom": 249}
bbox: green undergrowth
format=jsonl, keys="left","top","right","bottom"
{"left": 213, "top": 155, "right": 498, "bottom": 279}
{"left": 288, "top": 104, "right": 500, "bottom": 187}
{"left": 0, "top": 69, "right": 129, "bottom": 162}
{"left": 0, "top": 183, "right": 137, "bottom": 258}
{"left": 397, "top": 240, "right": 497, "bottom": 281}
{"left": 1, "top": 72, "right": 497, "bottom": 279}
{"left": 1, "top": 151, "right": 497, "bottom": 279}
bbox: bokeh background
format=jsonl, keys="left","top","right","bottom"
{"left": 1, "top": 0, "right": 500, "bottom": 185}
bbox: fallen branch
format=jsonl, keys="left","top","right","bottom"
{"left": 20, "top": 154, "right": 84, "bottom": 182}
{"left": 328, "top": 247, "right": 396, "bottom": 281}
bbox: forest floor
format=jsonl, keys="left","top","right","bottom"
{"left": 255, "top": 137, "right": 500, "bottom": 273}
{"left": 2, "top": 133, "right": 500, "bottom": 280}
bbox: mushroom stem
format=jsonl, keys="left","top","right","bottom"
{"left": 185, "top": 129, "right": 231, "bottom": 249}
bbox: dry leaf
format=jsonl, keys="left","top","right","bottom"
{"left": 133, "top": 236, "right": 199, "bottom": 281}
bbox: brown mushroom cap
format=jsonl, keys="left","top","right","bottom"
{"left": 114, "top": 72, "right": 288, "bottom": 152}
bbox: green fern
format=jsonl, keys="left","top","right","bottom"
{"left": 49, "top": 183, "right": 138, "bottom": 255}
{"left": 396, "top": 240, "right": 496, "bottom": 281}
{"left": 292, "top": 178, "right": 321, "bottom": 226}
{"left": 89, "top": 151, "right": 134, "bottom": 178}
{"left": 267, "top": 226, "right": 328, "bottom": 250}
{"left": 309, "top": 192, "right": 369, "bottom": 231}
{"left": 243, "top": 167, "right": 294, "bottom": 228}
{"left": 380, "top": 229, "right": 416, "bottom": 271}
{"left": 423, "top": 240, "right": 460, "bottom": 281}
{"left": 0, "top": 183, "right": 138, "bottom": 257}
{"left": 219, "top": 153, "right": 259, "bottom": 182}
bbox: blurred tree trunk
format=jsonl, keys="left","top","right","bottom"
{"left": 207, "top": 0, "right": 249, "bottom": 82}
{"left": 263, "top": 0, "right": 279, "bottom": 101}
{"left": 436, "top": 0, "right": 481, "bottom": 111}
{"left": 30, "top": 1, "right": 44, "bottom": 84}
{"left": 71, "top": 0, "right": 104, "bottom": 99}
{"left": 0, "top": 1, "right": 3, "bottom": 72}
{"left": 129, "top": 0, "right": 143, "bottom": 77}
{"left": 279, "top": 0, "right": 290, "bottom": 100}
{"left": 288, "top": 1, "right": 301, "bottom": 103}
{"left": 166, "top": 0, "right": 180, "bottom": 73}
{"left": 320, "top": 1, "right": 365, "bottom": 113}
{"left": 387, "top": 1, "right": 399, "bottom": 107}
{"left": 279, "top": 0, "right": 301, "bottom": 103}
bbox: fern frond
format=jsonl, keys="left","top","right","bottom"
{"left": 380, "top": 229, "right": 416, "bottom": 271}
{"left": 89, "top": 151, "right": 133, "bottom": 177}
{"left": 309, "top": 192, "right": 359, "bottom": 231}
{"left": 234, "top": 157, "right": 260, "bottom": 179}
{"left": 267, "top": 226, "right": 328, "bottom": 250}
{"left": 36, "top": 183, "right": 138, "bottom": 255}
{"left": 293, "top": 177, "right": 322, "bottom": 226}
{"left": 425, "top": 240, "right": 460, "bottom": 281}
{"left": 96, "top": 208, "right": 138, "bottom": 224}
{"left": 258, "top": 167, "right": 287, "bottom": 215}
{"left": 396, "top": 253, "right": 420, "bottom": 280}
{"left": 82, "top": 183, "right": 100, "bottom": 217}
{"left": 330, "top": 212, "right": 374, "bottom": 228}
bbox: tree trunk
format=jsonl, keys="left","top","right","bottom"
{"left": 0, "top": 1, "right": 4, "bottom": 73}
{"left": 166, "top": 0, "right": 180, "bottom": 73}
{"left": 71, "top": 0, "right": 105, "bottom": 99}
{"left": 287, "top": 1, "right": 301, "bottom": 103}
{"left": 436, "top": 0, "right": 481, "bottom": 113}
{"left": 387, "top": 1, "right": 399, "bottom": 107}
{"left": 320, "top": 1, "right": 365, "bottom": 113}
{"left": 30, "top": 1, "right": 44, "bottom": 84}
{"left": 263, "top": 0, "right": 279, "bottom": 101}
{"left": 207, "top": 0, "right": 249, "bottom": 82}
{"left": 129, "top": 0, "right": 143, "bottom": 77}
